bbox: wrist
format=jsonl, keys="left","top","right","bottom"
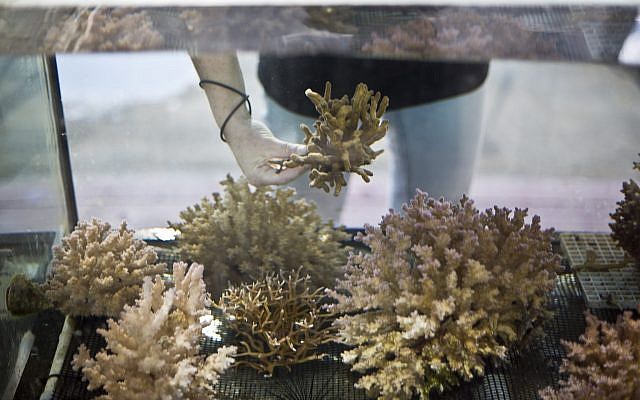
{"left": 198, "top": 79, "right": 252, "bottom": 143}
{"left": 223, "top": 117, "right": 253, "bottom": 147}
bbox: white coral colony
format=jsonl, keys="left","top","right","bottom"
{"left": 43, "top": 218, "right": 167, "bottom": 317}
{"left": 73, "top": 262, "right": 236, "bottom": 400}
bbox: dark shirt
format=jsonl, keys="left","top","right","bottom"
{"left": 258, "top": 55, "right": 489, "bottom": 117}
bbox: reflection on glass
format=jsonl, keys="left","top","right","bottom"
{"left": 0, "top": 55, "right": 68, "bottom": 398}
{"left": 58, "top": 52, "right": 640, "bottom": 231}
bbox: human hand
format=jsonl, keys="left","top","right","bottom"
{"left": 226, "top": 119, "right": 308, "bottom": 186}
{"left": 191, "top": 53, "right": 308, "bottom": 186}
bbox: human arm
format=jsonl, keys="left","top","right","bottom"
{"left": 191, "top": 53, "right": 308, "bottom": 186}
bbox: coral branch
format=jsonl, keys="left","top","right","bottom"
{"left": 283, "top": 81, "right": 389, "bottom": 196}
{"left": 216, "top": 269, "right": 336, "bottom": 376}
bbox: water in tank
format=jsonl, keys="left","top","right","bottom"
{"left": 1, "top": 4, "right": 640, "bottom": 400}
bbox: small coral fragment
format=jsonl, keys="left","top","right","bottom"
{"left": 539, "top": 307, "right": 640, "bottom": 400}
{"left": 216, "top": 269, "right": 335, "bottom": 376}
{"left": 72, "top": 262, "right": 236, "bottom": 400}
{"left": 327, "top": 192, "right": 560, "bottom": 399}
{"left": 610, "top": 156, "right": 640, "bottom": 268}
{"left": 283, "top": 81, "right": 389, "bottom": 196}
{"left": 43, "top": 218, "right": 167, "bottom": 317}
{"left": 170, "top": 175, "right": 348, "bottom": 297}
{"left": 5, "top": 274, "right": 50, "bottom": 316}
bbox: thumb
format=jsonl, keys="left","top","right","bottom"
{"left": 270, "top": 164, "right": 308, "bottom": 185}
{"left": 282, "top": 142, "right": 308, "bottom": 157}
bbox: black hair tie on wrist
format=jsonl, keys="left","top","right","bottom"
{"left": 199, "top": 80, "right": 252, "bottom": 142}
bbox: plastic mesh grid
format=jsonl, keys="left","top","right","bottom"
{"left": 150, "top": 246, "right": 182, "bottom": 267}
{"left": 570, "top": 6, "right": 637, "bottom": 60}
{"left": 559, "top": 232, "right": 640, "bottom": 309}
{"left": 199, "top": 321, "right": 369, "bottom": 400}
{"left": 490, "top": 6, "right": 590, "bottom": 61}
{"left": 346, "top": 6, "right": 638, "bottom": 63}
{"left": 577, "top": 268, "right": 640, "bottom": 309}
{"left": 52, "top": 273, "right": 599, "bottom": 400}
{"left": 349, "top": 6, "right": 589, "bottom": 62}
{"left": 559, "top": 232, "right": 628, "bottom": 268}
{"left": 51, "top": 317, "right": 108, "bottom": 400}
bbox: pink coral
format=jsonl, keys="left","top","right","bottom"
{"left": 328, "top": 192, "right": 560, "bottom": 399}
{"left": 539, "top": 308, "right": 640, "bottom": 400}
{"left": 610, "top": 157, "right": 640, "bottom": 268}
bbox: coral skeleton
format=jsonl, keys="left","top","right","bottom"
{"left": 610, "top": 156, "right": 640, "bottom": 268}
{"left": 43, "top": 218, "right": 167, "bottom": 317}
{"left": 539, "top": 308, "right": 640, "bottom": 400}
{"left": 283, "top": 81, "right": 389, "bottom": 196}
{"left": 170, "top": 175, "right": 348, "bottom": 297}
{"left": 327, "top": 192, "right": 560, "bottom": 400}
{"left": 216, "top": 269, "right": 335, "bottom": 376}
{"left": 73, "top": 262, "right": 236, "bottom": 400}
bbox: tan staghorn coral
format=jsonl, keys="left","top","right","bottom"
{"left": 43, "top": 218, "right": 167, "bottom": 317}
{"left": 283, "top": 81, "right": 389, "bottom": 196}
{"left": 216, "top": 269, "right": 335, "bottom": 376}
{"left": 169, "top": 175, "right": 348, "bottom": 297}
{"left": 539, "top": 308, "right": 640, "bottom": 400}
{"left": 327, "top": 191, "right": 560, "bottom": 400}
{"left": 73, "top": 262, "right": 237, "bottom": 400}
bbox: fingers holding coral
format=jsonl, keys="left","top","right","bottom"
{"left": 285, "top": 81, "right": 389, "bottom": 196}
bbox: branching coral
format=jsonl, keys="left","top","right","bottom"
{"left": 327, "top": 192, "right": 560, "bottom": 400}
{"left": 610, "top": 157, "right": 640, "bottom": 267}
{"left": 283, "top": 81, "right": 389, "bottom": 196}
{"left": 73, "top": 262, "right": 237, "bottom": 400}
{"left": 539, "top": 308, "right": 640, "bottom": 400}
{"left": 216, "top": 269, "right": 335, "bottom": 376}
{"left": 170, "top": 175, "right": 348, "bottom": 297}
{"left": 43, "top": 218, "right": 167, "bottom": 317}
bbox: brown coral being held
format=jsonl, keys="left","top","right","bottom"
{"left": 216, "top": 269, "right": 336, "bottom": 376}
{"left": 169, "top": 175, "right": 348, "bottom": 297}
{"left": 73, "top": 262, "right": 237, "bottom": 400}
{"left": 43, "top": 218, "right": 166, "bottom": 317}
{"left": 283, "top": 81, "right": 389, "bottom": 196}
{"left": 539, "top": 308, "right": 640, "bottom": 400}
{"left": 327, "top": 192, "right": 560, "bottom": 400}
{"left": 610, "top": 157, "right": 640, "bottom": 267}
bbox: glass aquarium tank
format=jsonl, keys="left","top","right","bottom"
{"left": 1, "top": 3, "right": 640, "bottom": 400}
